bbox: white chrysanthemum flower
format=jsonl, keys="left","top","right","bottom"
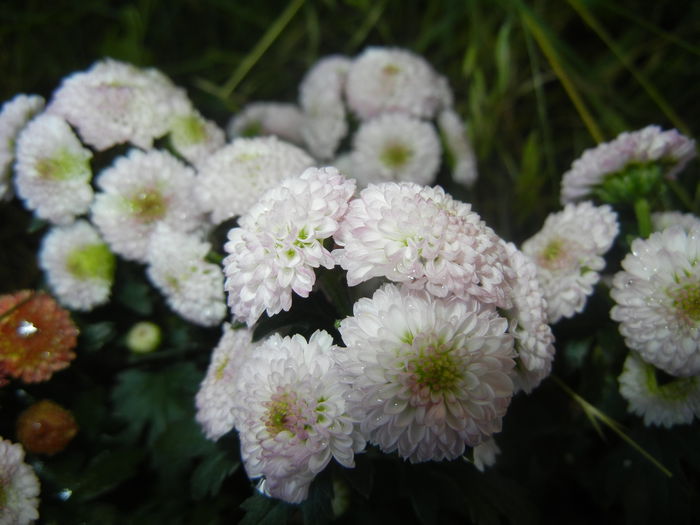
{"left": 299, "top": 55, "right": 352, "bottom": 160}
{"left": 345, "top": 47, "right": 444, "bottom": 120}
{"left": 0, "top": 94, "right": 45, "bottom": 201}
{"left": 0, "top": 437, "right": 40, "bottom": 525}
{"left": 39, "top": 220, "right": 115, "bottom": 311}
{"left": 560, "top": 125, "right": 696, "bottom": 204}
{"left": 234, "top": 330, "right": 364, "bottom": 504}
{"left": 227, "top": 102, "right": 305, "bottom": 145}
{"left": 14, "top": 113, "right": 93, "bottom": 225}
{"left": 223, "top": 167, "right": 355, "bottom": 326}
{"left": 146, "top": 225, "right": 226, "bottom": 326}
{"left": 338, "top": 284, "right": 515, "bottom": 463}
{"left": 437, "top": 108, "right": 478, "bottom": 187}
{"left": 472, "top": 438, "right": 500, "bottom": 472}
{"left": 350, "top": 113, "right": 441, "bottom": 187}
{"left": 196, "top": 136, "right": 314, "bottom": 224}
{"left": 168, "top": 106, "right": 226, "bottom": 167}
{"left": 618, "top": 352, "right": 700, "bottom": 427}
{"left": 651, "top": 211, "right": 700, "bottom": 233}
{"left": 47, "top": 58, "right": 190, "bottom": 151}
{"left": 502, "top": 241, "right": 555, "bottom": 393}
{"left": 91, "top": 148, "right": 205, "bottom": 262}
{"left": 195, "top": 324, "right": 256, "bottom": 440}
{"left": 611, "top": 226, "right": 700, "bottom": 377}
{"left": 522, "top": 201, "right": 619, "bottom": 323}
{"left": 333, "top": 182, "right": 515, "bottom": 308}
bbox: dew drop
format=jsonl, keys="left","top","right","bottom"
{"left": 16, "top": 320, "right": 37, "bottom": 337}
{"left": 58, "top": 488, "right": 72, "bottom": 501}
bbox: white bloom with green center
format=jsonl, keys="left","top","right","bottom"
{"left": 611, "top": 225, "right": 700, "bottom": 377}
{"left": 39, "top": 220, "right": 115, "bottom": 311}
{"left": 195, "top": 324, "right": 256, "bottom": 440}
{"left": 560, "top": 125, "right": 696, "bottom": 205}
{"left": 345, "top": 47, "right": 445, "bottom": 121}
{"left": 233, "top": 330, "right": 364, "bottom": 504}
{"left": 146, "top": 225, "right": 226, "bottom": 327}
{"left": 14, "top": 113, "right": 93, "bottom": 225}
{"left": 333, "top": 182, "right": 515, "bottom": 308}
{"left": 522, "top": 201, "right": 619, "bottom": 323}
{"left": 0, "top": 437, "right": 40, "bottom": 525}
{"left": 0, "top": 94, "right": 45, "bottom": 201}
{"left": 91, "top": 148, "right": 205, "bottom": 262}
{"left": 437, "top": 108, "right": 478, "bottom": 187}
{"left": 299, "top": 55, "right": 352, "bottom": 160}
{"left": 196, "top": 136, "right": 314, "bottom": 224}
{"left": 618, "top": 352, "right": 700, "bottom": 427}
{"left": 350, "top": 113, "right": 441, "bottom": 187}
{"left": 227, "top": 102, "right": 305, "bottom": 145}
{"left": 338, "top": 283, "right": 515, "bottom": 463}
{"left": 223, "top": 166, "right": 356, "bottom": 326}
{"left": 47, "top": 58, "right": 191, "bottom": 151}
{"left": 168, "top": 106, "right": 225, "bottom": 167}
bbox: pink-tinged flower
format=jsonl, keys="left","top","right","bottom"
{"left": 233, "top": 330, "right": 364, "bottom": 504}
{"left": 501, "top": 241, "right": 555, "bottom": 393}
{"left": 195, "top": 325, "right": 256, "bottom": 441}
{"left": 560, "top": 125, "right": 696, "bottom": 204}
{"left": 611, "top": 226, "right": 700, "bottom": 377}
{"left": 472, "top": 438, "right": 500, "bottom": 472}
{"left": 227, "top": 102, "right": 305, "bottom": 146}
{"left": 437, "top": 108, "right": 478, "bottom": 187}
{"left": 39, "top": 220, "right": 115, "bottom": 311}
{"left": 0, "top": 437, "right": 40, "bottom": 525}
{"left": 0, "top": 94, "right": 45, "bottom": 201}
{"left": 0, "top": 290, "right": 78, "bottom": 384}
{"left": 146, "top": 225, "right": 226, "bottom": 327}
{"left": 223, "top": 166, "right": 355, "bottom": 326}
{"left": 618, "top": 352, "right": 700, "bottom": 427}
{"left": 522, "top": 201, "right": 619, "bottom": 323}
{"left": 333, "top": 182, "right": 515, "bottom": 308}
{"left": 299, "top": 55, "right": 352, "bottom": 160}
{"left": 195, "top": 136, "right": 314, "bottom": 224}
{"left": 338, "top": 284, "right": 515, "bottom": 463}
{"left": 47, "top": 58, "right": 190, "bottom": 151}
{"left": 91, "top": 148, "right": 205, "bottom": 262}
{"left": 349, "top": 113, "right": 441, "bottom": 187}
{"left": 14, "top": 113, "right": 93, "bottom": 225}
{"left": 345, "top": 47, "right": 445, "bottom": 121}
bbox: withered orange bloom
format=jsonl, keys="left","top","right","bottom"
{"left": 16, "top": 399, "right": 79, "bottom": 455}
{"left": 0, "top": 290, "right": 78, "bottom": 383}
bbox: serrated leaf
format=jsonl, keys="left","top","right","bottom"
{"left": 111, "top": 362, "right": 201, "bottom": 444}
{"left": 80, "top": 321, "right": 117, "bottom": 352}
{"left": 151, "top": 418, "right": 216, "bottom": 484}
{"left": 301, "top": 471, "right": 334, "bottom": 525}
{"left": 72, "top": 447, "right": 145, "bottom": 502}
{"left": 340, "top": 454, "right": 374, "bottom": 499}
{"left": 239, "top": 494, "right": 289, "bottom": 525}
{"left": 116, "top": 277, "right": 154, "bottom": 315}
{"left": 191, "top": 448, "right": 240, "bottom": 500}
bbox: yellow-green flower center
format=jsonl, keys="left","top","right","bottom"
{"left": 408, "top": 343, "right": 461, "bottom": 394}
{"left": 380, "top": 142, "right": 413, "bottom": 169}
{"left": 127, "top": 189, "right": 167, "bottom": 223}
{"left": 669, "top": 282, "right": 700, "bottom": 322}
{"left": 264, "top": 391, "right": 310, "bottom": 438}
{"left": 66, "top": 243, "right": 115, "bottom": 281}
{"left": 171, "top": 114, "right": 206, "bottom": 146}
{"left": 644, "top": 359, "right": 698, "bottom": 400}
{"left": 36, "top": 148, "right": 90, "bottom": 181}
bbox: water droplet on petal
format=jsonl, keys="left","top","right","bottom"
{"left": 17, "top": 320, "right": 37, "bottom": 337}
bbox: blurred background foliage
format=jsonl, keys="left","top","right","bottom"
{"left": 1, "top": 0, "right": 699, "bottom": 523}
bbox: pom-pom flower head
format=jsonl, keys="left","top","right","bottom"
{"left": 39, "top": 220, "right": 115, "bottom": 311}
{"left": 338, "top": 283, "right": 515, "bottom": 463}
{"left": 227, "top": 102, "right": 305, "bottom": 145}
{"left": 618, "top": 352, "right": 700, "bottom": 428}
{"left": 333, "top": 182, "right": 514, "bottom": 308}
{"left": 223, "top": 166, "right": 356, "bottom": 326}
{"left": 0, "top": 290, "right": 78, "bottom": 384}
{"left": 16, "top": 399, "right": 79, "bottom": 455}
{"left": 91, "top": 148, "right": 205, "bottom": 262}
{"left": 168, "top": 107, "right": 226, "bottom": 167}
{"left": 611, "top": 225, "right": 700, "bottom": 377}
{"left": 233, "top": 330, "right": 364, "bottom": 504}
{"left": 0, "top": 437, "right": 41, "bottom": 525}
{"left": 0, "top": 94, "right": 45, "bottom": 201}
{"left": 560, "top": 125, "right": 696, "bottom": 205}
{"left": 14, "top": 113, "right": 93, "bottom": 225}
{"left": 522, "top": 201, "right": 619, "bottom": 323}
{"left": 437, "top": 108, "right": 478, "bottom": 187}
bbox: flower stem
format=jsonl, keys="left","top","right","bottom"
{"left": 634, "top": 198, "right": 652, "bottom": 238}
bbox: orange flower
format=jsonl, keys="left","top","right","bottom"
{"left": 16, "top": 399, "right": 79, "bottom": 455}
{"left": 0, "top": 290, "right": 78, "bottom": 383}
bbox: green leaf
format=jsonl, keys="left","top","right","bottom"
{"left": 111, "top": 362, "right": 201, "bottom": 444}
{"left": 563, "top": 338, "right": 592, "bottom": 372}
{"left": 79, "top": 321, "right": 117, "bottom": 352}
{"left": 190, "top": 448, "right": 240, "bottom": 501}
{"left": 301, "top": 470, "right": 334, "bottom": 525}
{"left": 239, "top": 494, "right": 290, "bottom": 525}
{"left": 115, "top": 276, "right": 154, "bottom": 315}
{"left": 71, "top": 447, "right": 145, "bottom": 502}
{"left": 340, "top": 453, "right": 374, "bottom": 499}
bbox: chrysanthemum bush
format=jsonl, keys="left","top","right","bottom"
{"left": 0, "top": 40, "right": 699, "bottom": 525}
